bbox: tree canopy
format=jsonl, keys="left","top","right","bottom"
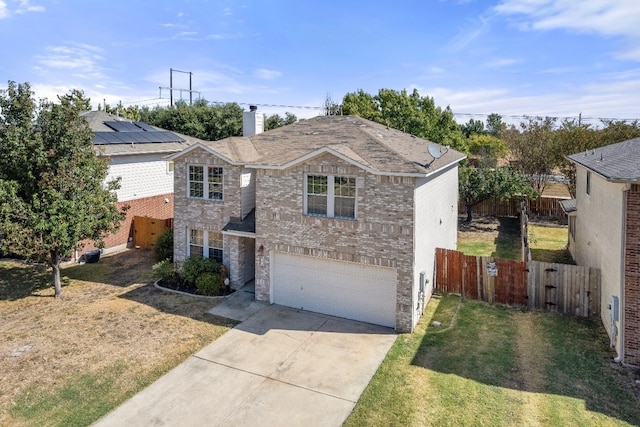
{"left": 139, "top": 100, "right": 297, "bottom": 140}
{"left": 0, "top": 82, "right": 126, "bottom": 297}
{"left": 341, "top": 88, "right": 468, "bottom": 153}
{"left": 459, "top": 166, "right": 537, "bottom": 223}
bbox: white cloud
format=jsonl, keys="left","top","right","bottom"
{"left": 34, "top": 44, "right": 107, "bottom": 80}
{"left": 447, "top": 15, "right": 491, "bottom": 51}
{"left": 0, "top": 1, "right": 8, "bottom": 18}
{"left": 254, "top": 68, "right": 282, "bottom": 80}
{"left": 412, "top": 74, "right": 640, "bottom": 126}
{"left": 495, "top": 0, "right": 640, "bottom": 60}
{"left": 16, "top": 0, "right": 44, "bottom": 14}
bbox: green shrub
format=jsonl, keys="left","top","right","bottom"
{"left": 195, "top": 272, "right": 223, "bottom": 296}
{"left": 152, "top": 259, "right": 179, "bottom": 285}
{"left": 154, "top": 229, "right": 174, "bottom": 262}
{"left": 181, "top": 257, "right": 220, "bottom": 285}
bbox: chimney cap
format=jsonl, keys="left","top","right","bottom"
{"left": 249, "top": 105, "right": 258, "bottom": 111}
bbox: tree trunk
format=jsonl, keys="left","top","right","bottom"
{"left": 50, "top": 252, "right": 63, "bottom": 298}
{"left": 465, "top": 204, "right": 473, "bottom": 223}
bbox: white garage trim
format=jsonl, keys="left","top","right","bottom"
{"left": 271, "top": 252, "right": 397, "bottom": 328}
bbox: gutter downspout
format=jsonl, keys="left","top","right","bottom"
{"left": 615, "top": 184, "right": 630, "bottom": 364}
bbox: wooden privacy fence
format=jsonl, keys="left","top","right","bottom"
{"left": 459, "top": 196, "right": 569, "bottom": 218}
{"left": 133, "top": 216, "right": 172, "bottom": 250}
{"left": 435, "top": 248, "right": 600, "bottom": 317}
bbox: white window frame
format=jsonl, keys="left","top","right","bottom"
{"left": 304, "top": 174, "right": 357, "bottom": 219}
{"left": 188, "top": 165, "right": 224, "bottom": 201}
{"left": 187, "top": 228, "right": 224, "bottom": 263}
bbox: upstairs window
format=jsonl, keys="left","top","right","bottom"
{"left": 305, "top": 175, "right": 356, "bottom": 219}
{"left": 189, "top": 165, "right": 223, "bottom": 200}
{"left": 586, "top": 170, "right": 591, "bottom": 196}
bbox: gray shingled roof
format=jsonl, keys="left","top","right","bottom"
{"left": 184, "top": 115, "right": 466, "bottom": 176}
{"left": 559, "top": 199, "right": 576, "bottom": 214}
{"left": 567, "top": 137, "right": 640, "bottom": 182}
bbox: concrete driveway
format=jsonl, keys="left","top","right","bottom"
{"left": 94, "top": 305, "right": 397, "bottom": 426}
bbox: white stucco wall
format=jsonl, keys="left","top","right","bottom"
{"left": 573, "top": 165, "right": 625, "bottom": 354}
{"left": 413, "top": 163, "right": 459, "bottom": 327}
{"left": 107, "top": 154, "right": 174, "bottom": 202}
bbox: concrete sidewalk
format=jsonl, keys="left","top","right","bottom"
{"left": 93, "top": 304, "right": 397, "bottom": 427}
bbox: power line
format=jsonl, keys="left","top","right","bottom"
{"left": 114, "top": 96, "right": 639, "bottom": 122}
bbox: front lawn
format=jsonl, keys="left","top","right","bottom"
{"left": 345, "top": 294, "right": 640, "bottom": 426}
{"left": 0, "top": 250, "right": 235, "bottom": 426}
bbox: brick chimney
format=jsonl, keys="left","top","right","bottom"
{"left": 243, "top": 105, "right": 264, "bottom": 137}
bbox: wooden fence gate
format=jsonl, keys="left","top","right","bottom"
{"left": 133, "top": 216, "right": 170, "bottom": 250}
{"left": 435, "top": 248, "right": 600, "bottom": 317}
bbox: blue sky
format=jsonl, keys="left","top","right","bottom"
{"left": 1, "top": 0, "right": 639, "bottom": 125}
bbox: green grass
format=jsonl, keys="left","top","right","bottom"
{"left": 529, "top": 223, "right": 574, "bottom": 264}
{"left": 11, "top": 363, "right": 131, "bottom": 427}
{"left": 457, "top": 231, "right": 521, "bottom": 260}
{"left": 345, "top": 294, "right": 640, "bottom": 426}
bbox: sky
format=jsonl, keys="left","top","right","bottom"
{"left": 1, "top": 0, "right": 640, "bottom": 126}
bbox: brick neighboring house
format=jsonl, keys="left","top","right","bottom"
{"left": 80, "top": 111, "right": 195, "bottom": 255}
{"left": 566, "top": 138, "right": 640, "bottom": 366}
{"left": 170, "top": 110, "right": 465, "bottom": 332}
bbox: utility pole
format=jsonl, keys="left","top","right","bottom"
{"left": 159, "top": 68, "right": 201, "bottom": 106}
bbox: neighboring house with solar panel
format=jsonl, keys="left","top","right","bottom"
{"left": 565, "top": 138, "right": 640, "bottom": 366}
{"left": 169, "top": 110, "right": 466, "bottom": 332}
{"left": 80, "top": 111, "right": 195, "bottom": 254}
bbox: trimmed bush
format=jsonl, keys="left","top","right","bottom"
{"left": 195, "top": 272, "right": 223, "bottom": 296}
{"left": 153, "top": 259, "right": 179, "bottom": 285}
{"left": 154, "top": 229, "right": 174, "bottom": 262}
{"left": 181, "top": 256, "right": 220, "bottom": 285}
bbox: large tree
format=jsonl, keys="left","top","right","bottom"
{"left": 341, "top": 88, "right": 468, "bottom": 153}
{"left": 459, "top": 166, "right": 537, "bottom": 223}
{"left": 0, "top": 82, "right": 126, "bottom": 297}
{"left": 503, "top": 116, "right": 558, "bottom": 194}
{"left": 140, "top": 99, "right": 244, "bottom": 140}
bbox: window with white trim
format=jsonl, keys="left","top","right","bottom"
{"left": 208, "top": 231, "right": 223, "bottom": 263}
{"left": 188, "top": 165, "right": 223, "bottom": 200}
{"left": 305, "top": 174, "right": 356, "bottom": 219}
{"left": 188, "top": 228, "right": 224, "bottom": 263}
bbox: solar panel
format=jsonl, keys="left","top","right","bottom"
{"left": 104, "top": 121, "right": 141, "bottom": 132}
{"left": 134, "top": 121, "right": 156, "bottom": 131}
{"left": 93, "top": 131, "right": 184, "bottom": 145}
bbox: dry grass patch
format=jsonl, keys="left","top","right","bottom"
{"left": 0, "top": 249, "right": 235, "bottom": 426}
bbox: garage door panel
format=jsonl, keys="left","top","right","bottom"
{"left": 272, "top": 253, "right": 397, "bottom": 327}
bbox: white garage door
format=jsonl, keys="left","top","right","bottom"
{"left": 272, "top": 252, "right": 397, "bottom": 328}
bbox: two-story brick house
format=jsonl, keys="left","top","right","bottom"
{"left": 170, "top": 110, "right": 465, "bottom": 332}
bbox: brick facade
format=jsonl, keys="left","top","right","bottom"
{"left": 82, "top": 193, "right": 174, "bottom": 254}
{"left": 173, "top": 150, "right": 429, "bottom": 332}
{"left": 173, "top": 148, "right": 243, "bottom": 266}
{"left": 624, "top": 185, "right": 640, "bottom": 366}
{"left": 254, "top": 154, "right": 416, "bottom": 332}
